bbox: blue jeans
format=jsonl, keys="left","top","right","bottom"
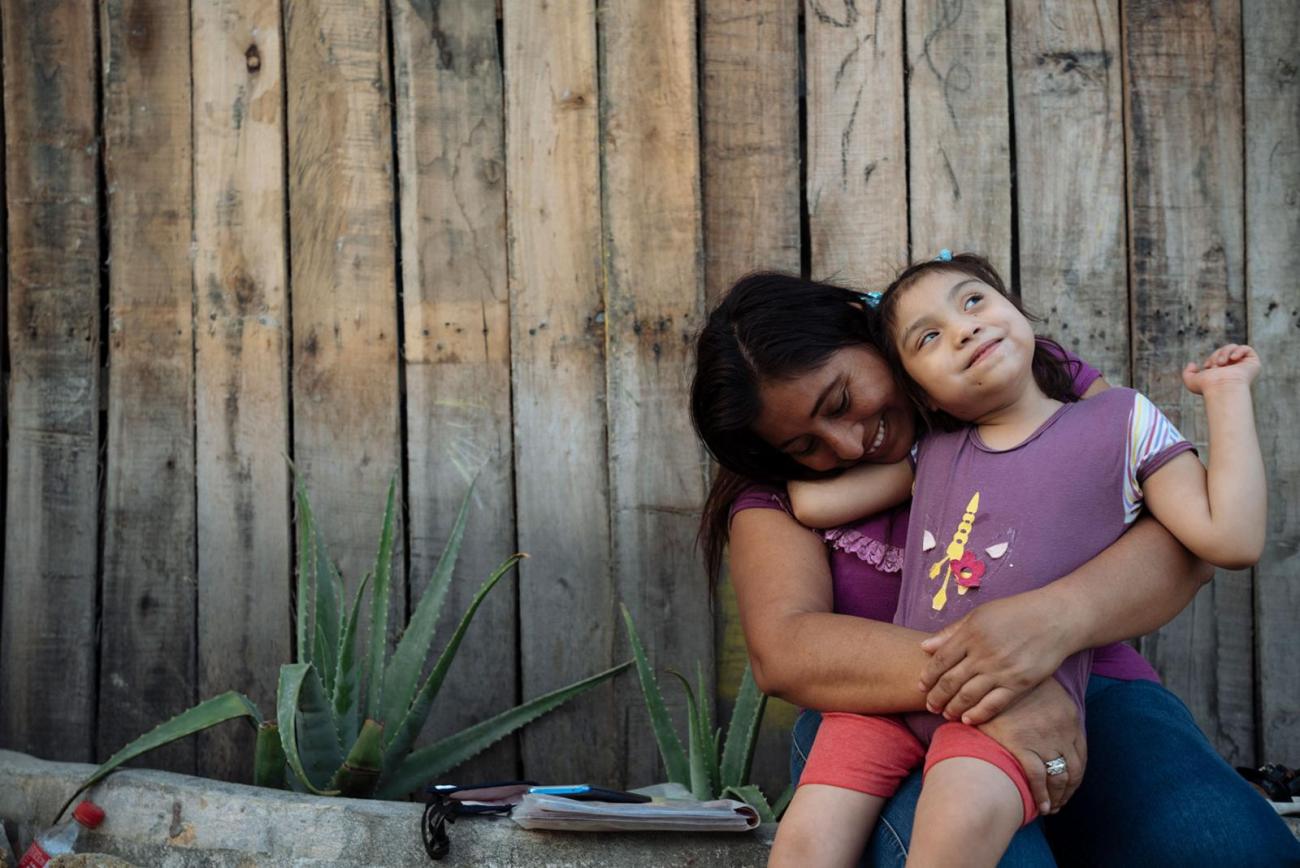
{"left": 789, "top": 676, "right": 1300, "bottom": 867}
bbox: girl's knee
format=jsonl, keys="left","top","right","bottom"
{"left": 922, "top": 756, "right": 1027, "bottom": 828}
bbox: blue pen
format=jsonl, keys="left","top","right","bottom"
{"left": 528, "top": 785, "right": 651, "bottom": 803}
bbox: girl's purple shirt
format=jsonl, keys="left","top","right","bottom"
{"left": 728, "top": 347, "right": 1159, "bottom": 684}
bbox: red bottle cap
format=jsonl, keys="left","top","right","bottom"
{"left": 73, "top": 801, "right": 105, "bottom": 829}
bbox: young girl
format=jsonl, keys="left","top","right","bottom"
{"left": 768, "top": 253, "right": 1266, "bottom": 868}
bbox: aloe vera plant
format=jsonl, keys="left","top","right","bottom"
{"left": 620, "top": 604, "right": 792, "bottom": 822}
{"left": 57, "top": 478, "right": 627, "bottom": 819}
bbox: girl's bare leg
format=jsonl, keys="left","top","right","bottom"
{"left": 769, "top": 784, "right": 886, "bottom": 868}
{"left": 905, "top": 758, "right": 1024, "bottom": 867}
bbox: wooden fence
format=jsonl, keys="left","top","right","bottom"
{"left": 0, "top": 0, "right": 1296, "bottom": 799}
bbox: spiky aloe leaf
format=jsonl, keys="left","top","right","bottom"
{"left": 278, "top": 663, "right": 343, "bottom": 795}
{"left": 312, "top": 616, "right": 333, "bottom": 697}
{"left": 696, "top": 661, "right": 720, "bottom": 797}
{"left": 771, "top": 783, "right": 794, "bottom": 820}
{"left": 619, "top": 604, "right": 690, "bottom": 786}
{"left": 379, "top": 554, "right": 525, "bottom": 774}
{"left": 253, "top": 722, "right": 287, "bottom": 789}
{"left": 719, "top": 663, "right": 767, "bottom": 790}
{"left": 328, "top": 719, "right": 385, "bottom": 797}
{"left": 722, "top": 784, "right": 776, "bottom": 824}
{"left": 375, "top": 661, "right": 632, "bottom": 800}
{"left": 59, "top": 692, "right": 262, "bottom": 820}
{"left": 312, "top": 535, "right": 342, "bottom": 697}
{"left": 332, "top": 569, "right": 372, "bottom": 750}
{"left": 379, "top": 482, "right": 474, "bottom": 730}
{"left": 294, "top": 481, "right": 317, "bottom": 665}
{"left": 667, "top": 670, "right": 714, "bottom": 800}
{"left": 364, "top": 477, "right": 399, "bottom": 721}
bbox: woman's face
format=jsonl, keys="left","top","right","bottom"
{"left": 752, "top": 344, "right": 917, "bottom": 473}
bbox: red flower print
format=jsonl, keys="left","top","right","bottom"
{"left": 950, "top": 551, "right": 986, "bottom": 589}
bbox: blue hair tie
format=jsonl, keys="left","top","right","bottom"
{"left": 860, "top": 291, "right": 883, "bottom": 309}
{"left": 936, "top": 248, "right": 953, "bottom": 262}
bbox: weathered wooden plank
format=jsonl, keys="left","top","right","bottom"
{"left": 1125, "top": 0, "right": 1253, "bottom": 765}
{"left": 906, "top": 0, "right": 1012, "bottom": 275}
{"left": 806, "top": 0, "right": 907, "bottom": 287}
{"left": 1010, "top": 0, "right": 1127, "bottom": 381}
{"left": 601, "top": 0, "right": 712, "bottom": 787}
{"left": 504, "top": 0, "right": 616, "bottom": 784}
{"left": 192, "top": 0, "right": 292, "bottom": 782}
{"left": 390, "top": 0, "right": 518, "bottom": 780}
{"left": 284, "top": 0, "right": 404, "bottom": 649}
{"left": 1245, "top": 0, "right": 1300, "bottom": 766}
{"left": 701, "top": 0, "right": 801, "bottom": 798}
{"left": 0, "top": 11, "right": 6, "bottom": 693}
{"left": 97, "top": 0, "right": 197, "bottom": 773}
{"left": 0, "top": 0, "right": 101, "bottom": 761}
{"left": 701, "top": 0, "right": 800, "bottom": 301}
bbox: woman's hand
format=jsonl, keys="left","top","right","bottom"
{"left": 977, "top": 677, "right": 1087, "bottom": 816}
{"left": 918, "top": 592, "right": 1075, "bottom": 725}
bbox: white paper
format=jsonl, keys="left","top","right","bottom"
{"left": 509, "top": 793, "right": 760, "bottom": 832}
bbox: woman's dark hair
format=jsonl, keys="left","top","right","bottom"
{"left": 690, "top": 272, "right": 884, "bottom": 584}
{"left": 876, "top": 252, "right": 1080, "bottom": 432}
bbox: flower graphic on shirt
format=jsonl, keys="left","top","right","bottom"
{"left": 950, "top": 550, "right": 986, "bottom": 589}
{"left": 928, "top": 492, "right": 981, "bottom": 610}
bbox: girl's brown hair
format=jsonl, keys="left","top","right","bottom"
{"left": 875, "top": 253, "right": 1080, "bottom": 432}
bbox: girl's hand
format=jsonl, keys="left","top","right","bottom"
{"left": 977, "top": 677, "right": 1087, "bottom": 816}
{"left": 918, "top": 593, "right": 1072, "bottom": 725}
{"left": 1182, "top": 343, "right": 1260, "bottom": 395}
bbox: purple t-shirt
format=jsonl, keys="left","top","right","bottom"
{"left": 729, "top": 350, "right": 1162, "bottom": 685}
{"left": 897, "top": 387, "right": 1192, "bottom": 739}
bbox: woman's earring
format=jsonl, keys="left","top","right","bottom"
{"left": 860, "top": 291, "right": 883, "bottom": 309}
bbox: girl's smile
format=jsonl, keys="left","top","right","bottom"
{"left": 967, "top": 338, "right": 1004, "bottom": 369}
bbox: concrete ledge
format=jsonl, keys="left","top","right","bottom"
{"left": 0, "top": 750, "right": 775, "bottom": 867}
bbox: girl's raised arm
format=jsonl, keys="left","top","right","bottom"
{"left": 1143, "top": 344, "right": 1265, "bottom": 571}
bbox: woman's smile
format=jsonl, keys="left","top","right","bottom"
{"left": 864, "top": 416, "right": 888, "bottom": 456}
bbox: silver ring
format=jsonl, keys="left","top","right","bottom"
{"left": 1045, "top": 757, "right": 1067, "bottom": 777}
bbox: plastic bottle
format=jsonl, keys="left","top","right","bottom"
{"left": 17, "top": 802, "right": 104, "bottom": 867}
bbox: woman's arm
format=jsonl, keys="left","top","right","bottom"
{"left": 729, "top": 504, "right": 931, "bottom": 711}
{"left": 731, "top": 503, "right": 1087, "bottom": 812}
{"left": 787, "top": 460, "right": 913, "bottom": 530}
{"left": 919, "top": 504, "right": 1215, "bottom": 725}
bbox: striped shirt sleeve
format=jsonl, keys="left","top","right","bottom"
{"left": 1123, "top": 392, "right": 1196, "bottom": 523}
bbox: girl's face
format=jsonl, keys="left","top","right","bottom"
{"left": 752, "top": 344, "right": 917, "bottom": 473}
{"left": 890, "top": 269, "right": 1037, "bottom": 421}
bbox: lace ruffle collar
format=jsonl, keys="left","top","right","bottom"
{"left": 820, "top": 526, "right": 904, "bottom": 574}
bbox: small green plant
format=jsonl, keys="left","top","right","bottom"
{"left": 57, "top": 478, "right": 627, "bottom": 819}
{"left": 621, "top": 604, "right": 792, "bottom": 822}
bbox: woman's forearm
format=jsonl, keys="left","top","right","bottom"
{"left": 1036, "top": 512, "right": 1213, "bottom": 651}
{"left": 753, "top": 611, "right": 933, "bottom": 712}
{"left": 729, "top": 506, "right": 931, "bottom": 713}
{"left": 918, "top": 512, "right": 1213, "bottom": 722}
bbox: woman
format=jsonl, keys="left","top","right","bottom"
{"left": 690, "top": 272, "right": 1300, "bottom": 865}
